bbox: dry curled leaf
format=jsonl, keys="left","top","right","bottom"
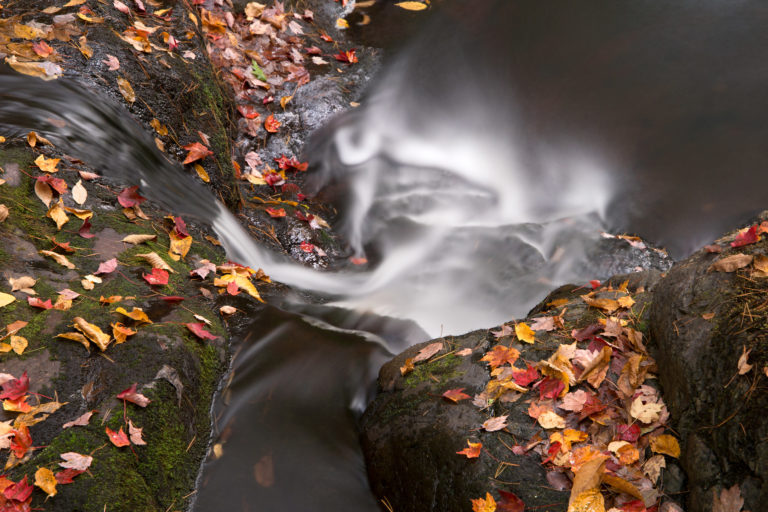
{"left": 117, "top": 76, "right": 135, "bottom": 103}
{"left": 413, "top": 342, "right": 442, "bottom": 363}
{"left": 708, "top": 253, "right": 753, "bottom": 273}
{"left": 136, "top": 252, "right": 175, "bottom": 272}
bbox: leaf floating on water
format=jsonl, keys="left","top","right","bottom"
{"left": 117, "top": 76, "right": 136, "bottom": 103}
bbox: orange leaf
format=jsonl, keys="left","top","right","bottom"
{"left": 649, "top": 434, "right": 680, "bottom": 458}
{"left": 182, "top": 142, "right": 213, "bottom": 164}
{"left": 471, "top": 492, "right": 497, "bottom": 512}
{"left": 106, "top": 426, "right": 130, "bottom": 447}
{"left": 442, "top": 388, "right": 471, "bottom": 403}
{"left": 456, "top": 440, "right": 482, "bottom": 459}
{"left": 264, "top": 114, "right": 281, "bottom": 133}
{"left": 480, "top": 345, "right": 520, "bottom": 369}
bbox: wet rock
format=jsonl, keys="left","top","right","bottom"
{"left": 650, "top": 227, "right": 768, "bottom": 512}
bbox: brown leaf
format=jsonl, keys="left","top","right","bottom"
{"left": 253, "top": 454, "right": 274, "bottom": 487}
{"left": 413, "top": 342, "right": 442, "bottom": 363}
{"left": 737, "top": 346, "right": 753, "bottom": 375}
{"left": 62, "top": 411, "right": 95, "bottom": 429}
{"left": 73, "top": 317, "right": 111, "bottom": 351}
{"left": 482, "top": 415, "right": 508, "bottom": 432}
{"left": 712, "top": 484, "right": 745, "bottom": 512}
{"left": 117, "top": 77, "right": 135, "bottom": 103}
{"left": 136, "top": 252, "right": 175, "bottom": 272}
{"left": 708, "top": 253, "right": 753, "bottom": 273}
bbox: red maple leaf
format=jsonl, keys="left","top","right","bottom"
{"left": 55, "top": 469, "right": 85, "bottom": 485}
{"left": 264, "top": 171, "right": 285, "bottom": 187}
{"left": 731, "top": 225, "right": 759, "bottom": 248}
{"left": 117, "top": 383, "right": 151, "bottom": 407}
{"left": 3, "top": 476, "right": 32, "bottom": 502}
{"left": 480, "top": 345, "right": 520, "bottom": 369}
{"left": 442, "top": 388, "right": 471, "bottom": 403}
{"left": 117, "top": 186, "right": 147, "bottom": 208}
{"left": 27, "top": 297, "right": 52, "bottom": 310}
{"left": 617, "top": 423, "right": 641, "bottom": 443}
{"left": 106, "top": 426, "right": 130, "bottom": 447}
{"left": 538, "top": 377, "right": 565, "bottom": 400}
{"left": 274, "top": 155, "right": 308, "bottom": 172}
{"left": 173, "top": 216, "right": 189, "bottom": 237}
{"left": 182, "top": 142, "right": 213, "bottom": 164}
{"left": 36, "top": 175, "right": 68, "bottom": 194}
{"left": 10, "top": 425, "right": 33, "bottom": 459}
{"left": 455, "top": 440, "right": 482, "bottom": 459}
{"left": 300, "top": 241, "right": 314, "bottom": 253}
{"left": 143, "top": 268, "right": 169, "bottom": 286}
{"left": 79, "top": 218, "right": 95, "bottom": 239}
{"left": 334, "top": 49, "right": 358, "bottom": 64}
{"left": 0, "top": 372, "right": 28, "bottom": 400}
{"left": 185, "top": 322, "right": 219, "bottom": 341}
{"left": 264, "top": 114, "right": 281, "bottom": 133}
{"left": 512, "top": 364, "right": 540, "bottom": 386}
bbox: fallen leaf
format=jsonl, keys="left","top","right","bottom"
{"left": 0, "top": 372, "right": 28, "bottom": 400}
{"left": 168, "top": 231, "right": 192, "bottom": 261}
{"left": 58, "top": 452, "right": 92, "bottom": 472}
{"left": 117, "top": 383, "right": 151, "bottom": 407}
{"left": 117, "top": 76, "right": 136, "bottom": 103}
{"left": 55, "top": 468, "right": 85, "bottom": 485}
{"left": 481, "top": 345, "right": 520, "bottom": 369}
{"left": 106, "top": 426, "right": 130, "bottom": 447}
{"left": 515, "top": 322, "right": 535, "bottom": 343}
{"left": 456, "top": 440, "right": 482, "bottom": 459}
{"left": 737, "top": 346, "right": 753, "bottom": 375}
{"left": 442, "top": 388, "right": 471, "bottom": 403}
{"left": 143, "top": 268, "right": 169, "bottom": 286}
{"left": 73, "top": 317, "right": 111, "bottom": 351}
{"left": 530, "top": 316, "right": 556, "bottom": 331}
{"left": 40, "top": 250, "right": 75, "bottom": 269}
{"left": 62, "top": 411, "right": 94, "bottom": 428}
{"left": 114, "top": 307, "right": 152, "bottom": 324}
{"left": 0, "top": 293, "right": 16, "bottom": 308}
{"left": 4, "top": 475, "right": 33, "bottom": 502}
{"left": 128, "top": 419, "right": 146, "bottom": 445}
{"left": 642, "top": 454, "right": 667, "bottom": 483}
{"left": 731, "top": 225, "right": 759, "bottom": 248}
{"left": 182, "top": 142, "right": 213, "bottom": 164}
{"left": 713, "top": 484, "right": 744, "bottom": 512}
{"left": 185, "top": 322, "right": 219, "bottom": 341}
{"left": 471, "top": 492, "right": 497, "bottom": 512}
{"left": 629, "top": 396, "right": 664, "bottom": 424}
{"left": 482, "top": 415, "right": 508, "bottom": 432}
{"left": 650, "top": 434, "right": 681, "bottom": 458}
{"left": 497, "top": 490, "right": 525, "bottom": 512}
{"left": 94, "top": 258, "right": 118, "bottom": 275}
{"left": 709, "top": 254, "right": 753, "bottom": 273}
{"left": 72, "top": 179, "right": 87, "bottom": 205}
{"left": 582, "top": 295, "right": 620, "bottom": 313}
{"left": 413, "top": 342, "right": 443, "bottom": 362}
{"left": 46, "top": 199, "right": 70, "bottom": 229}
{"left": 10, "top": 336, "right": 27, "bottom": 355}
{"left": 56, "top": 332, "right": 90, "bottom": 351}
{"left": 264, "top": 114, "right": 281, "bottom": 133}
{"left": 253, "top": 454, "right": 274, "bottom": 487}
{"left": 9, "top": 276, "right": 36, "bottom": 295}
{"left": 103, "top": 54, "right": 120, "bottom": 70}
{"left": 136, "top": 252, "right": 174, "bottom": 273}
{"left": 122, "top": 234, "right": 157, "bottom": 244}
{"left": 538, "top": 411, "right": 566, "bottom": 429}
{"left": 5, "top": 56, "right": 62, "bottom": 80}
{"left": 569, "top": 456, "right": 607, "bottom": 509}
{"left": 0, "top": 205, "right": 8, "bottom": 223}
{"left": 395, "top": 1, "right": 428, "bottom": 10}
{"left": 117, "top": 186, "right": 146, "bottom": 208}
{"left": 111, "top": 322, "right": 136, "bottom": 344}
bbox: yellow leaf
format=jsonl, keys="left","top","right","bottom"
{"left": 515, "top": 322, "right": 535, "bottom": 343}
{"left": 63, "top": 0, "right": 87, "bottom": 6}
{"left": 78, "top": 35, "right": 93, "bottom": 59}
{"left": 40, "top": 250, "right": 75, "bottom": 269}
{"left": 0, "top": 343, "right": 12, "bottom": 353}
{"left": 280, "top": 95, "right": 293, "bottom": 109}
{"left": 336, "top": 18, "right": 349, "bottom": 29}
{"left": 77, "top": 12, "right": 104, "bottom": 23}
{"left": 0, "top": 293, "right": 16, "bottom": 308}
{"left": 567, "top": 489, "right": 605, "bottom": 512}
{"left": 52, "top": 297, "right": 72, "bottom": 311}
{"left": 602, "top": 474, "right": 643, "bottom": 501}
{"left": 34, "top": 180, "right": 53, "bottom": 207}
{"left": 73, "top": 317, "right": 111, "bottom": 351}
{"left": 114, "top": 307, "right": 152, "bottom": 325}
{"left": 56, "top": 332, "right": 90, "bottom": 351}
{"left": 121, "top": 234, "right": 157, "bottom": 245}
{"left": 194, "top": 164, "right": 210, "bottom": 183}
{"left": 10, "top": 336, "right": 27, "bottom": 355}
{"left": 63, "top": 206, "right": 93, "bottom": 220}
{"left": 582, "top": 295, "right": 620, "bottom": 313}
{"left": 617, "top": 295, "right": 635, "bottom": 308}
{"left": 34, "top": 154, "right": 60, "bottom": 173}
{"left": 188, "top": 11, "right": 199, "bottom": 27}
{"left": 150, "top": 118, "right": 168, "bottom": 136}
{"left": 649, "top": 434, "right": 680, "bottom": 458}
{"left": 4, "top": 56, "right": 62, "bottom": 80}
{"left": 13, "top": 24, "right": 45, "bottom": 40}
{"left": 395, "top": 1, "right": 428, "bottom": 11}
{"left": 27, "top": 132, "right": 52, "bottom": 147}
{"left": 117, "top": 77, "right": 136, "bottom": 103}
{"left": 46, "top": 200, "right": 70, "bottom": 230}
{"left": 569, "top": 456, "right": 607, "bottom": 508}
{"left": 111, "top": 322, "right": 137, "bottom": 344}
{"left": 471, "top": 492, "right": 496, "bottom": 512}
{"left": 168, "top": 231, "right": 192, "bottom": 261}
{"left": 136, "top": 252, "right": 175, "bottom": 272}
{"left": 538, "top": 410, "right": 566, "bottom": 429}
{"left": 550, "top": 429, "right": 588, "bottom": 453}
{"left": 34, "top": 467, "right": 57, "bottom": 497}
{"left": 216, "top": 273, "right": 263, "bottom": 302}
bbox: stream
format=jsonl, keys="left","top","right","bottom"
{"left": 4, "top": 0, "right": 768, "bottom": 510}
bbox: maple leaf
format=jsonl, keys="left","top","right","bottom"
{"left": 62, "top": 410, "right": 95, "bottom": 429}
{"left": 731, "top": 225, "right": 759, "bottom": 248}
{"left": 708, "top": 253, "right": 753, "bottom": 273}
{"left": 10, "top": 425, "right": 32, "bottom": 459}
{"left": 482, "top": 415, "right": 508, "bottom": 432}
{"left": 185, "top": 322, "right": 219, "bottom": 341}
{"left": 630, "top": 396, "right": 663, "bottom": 423}
{"left": 117, "top": 186, "right": 147, "bottom": 208}
{"left": 512, "top": 364, "right": 539, "bottom": 386}
{"left": 616, "top": 423, "right": 641, "bottom": 443}
{"left": 143, "top": 268, "right": 169, "bottom": 286}
{"left": 55, "top": 468, "right": 84, "bottom": 485}
{"left": 34, "top": 155, "right": 60, "bottom": 173}
{"left": 481, "top": 345, "right": 520, "bottom": 369}
{"left": 117, "top": 383, "right": 151, "bottom": 407}
{"left": 128, "top": 419, "right": 146, "bottom": 445}
{"left": 538, "top": 377, "right": 565, "bottom": 400}
{"left": 334, "top": 49, "right": 358, "bottom": 64}
{"left": 471, "top": 492, "right": 497, "bottom": 512}
{"left": 442, "top": 388, "right": 471, "bottom": 403}
{"left": 264, "top": 114, "right": 281, "bottom": 133}
{"left": 560, "top": 389, "right": 588, "bottom": 412}
{"left": 34, "top": 467, "right": 57, "bottom": 498}
{"left": 4, "top": 476, "right": 32, "bottom": 502}
{"left": 0, "top": 372, "right": 28, "bottom": 401}
{"left": 456, "top": 440, "right": 482, "bottom": 459}
{"left": 106, "top": 426, "right": 130, "bottom": 447}
{"left": 59, "top": 452, "right": 93, "bottom": 471}
{"left": 713, "top": 484, "right": 745, "bottom": 512}
{"left": 413, "top": 342, "right": 443, "bottom": 362}
{"left": 182, "top": 142, "right": 213, "bottom": 164}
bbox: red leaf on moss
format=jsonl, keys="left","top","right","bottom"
{"left": 143, "top": 268, "right": 169, "bottom": 286}
{"left": 55, "top": 469, "right": 85, "bottom": 485}
{"left": 79, "top": 218, "right": 95, "bottom": 239}
{"left": 182, "top": 142, "right": 213, "bottom": 164}
{"left": 27, "top": 297, "right": 53, "bottom": 310}
{"left": 106, "top": 426, "right": 130, "bottom": 447}
{"left": 185, "top": 322, "right": 219, "bottom": 341}
{"left": 116, "top": 383, "right": 151, "bottom": 407}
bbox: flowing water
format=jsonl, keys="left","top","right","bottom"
{"left": 3, "top": 0, "right": 768, "bottom": 509}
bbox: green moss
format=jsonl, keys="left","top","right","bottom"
{"left": 404, "top": 354, "right": 463, "bottom": 387}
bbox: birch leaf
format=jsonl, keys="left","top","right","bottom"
{"left": 72, "top": 180, "right": 87, "bottom": 205}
